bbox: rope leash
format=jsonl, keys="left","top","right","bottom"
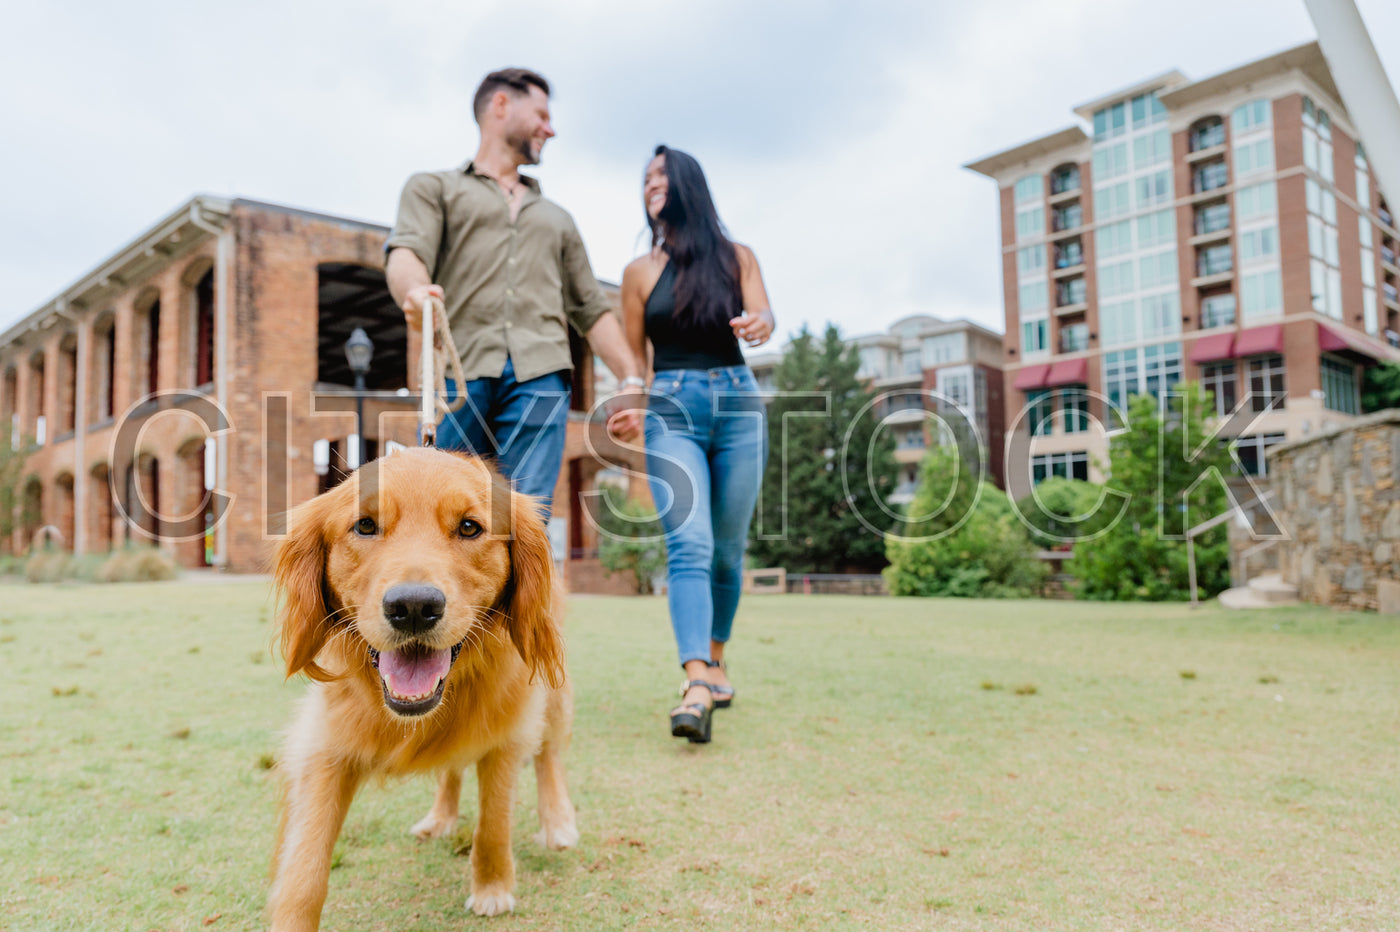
{"left": 418, "top": 294, "right": 466, "bottom": 449}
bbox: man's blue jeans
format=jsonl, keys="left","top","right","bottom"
{"left": 644, "top": 366, "right": 767, "bottom": 667}
{"left": 435, "top": 358, "right": 572, "bottom": 516}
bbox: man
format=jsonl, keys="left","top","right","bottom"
{"left": 385, "top": 67, "right": 643, "bottom": 515}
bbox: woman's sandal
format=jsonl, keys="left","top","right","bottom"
{"left": 670, "top": 680, "right": 713, "bottom": 743}
{"left": 707, "top": 658, "right": 734, "bottom": 709}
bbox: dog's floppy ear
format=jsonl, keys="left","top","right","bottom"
{"left": 503, "top": 488, "right": 566, "bottom": 689}
{"left": 272, "top": 491, "right": 340, "bottom": 682}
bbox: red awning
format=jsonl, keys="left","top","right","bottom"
{"left": 1044, "top": 357, "right": 1088, "bottom": 386}
{"left": 1317, "top": 322, "right": 1399, "bottom": 361}
{"left": 1190, "top": 332, "right": 1235, "bottom": 363}
{"left": 1013, "top": 363, "right": 1051, "bottom": 391}
{"left": 1233, "top": 324, "right": 1284, "bottom": 357}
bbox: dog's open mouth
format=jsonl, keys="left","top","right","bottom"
{"left": 368, "top": 642, "right": 464, "bottom": 716}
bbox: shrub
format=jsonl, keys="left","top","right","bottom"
{"left": 1013, "top": 477, "right": 1119, "bottom": 549}
{"left": 96, "top": 546, "right": 179, "bottom": 583}
{"left": 594, "top": 487, "right": 666, "bottom": 595}
{"left": 884, "top": 448, "right": 1047, "bottom": 598}
{"left": 24, "top": 549, "right": 72, "bottom": 583}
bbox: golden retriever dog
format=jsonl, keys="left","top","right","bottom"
{"left": 267, "top": 448, "right": 578, "bottom": 930}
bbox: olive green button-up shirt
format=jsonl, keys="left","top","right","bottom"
{"left": 384, "top": 161, "right": 613, "bottom": 382}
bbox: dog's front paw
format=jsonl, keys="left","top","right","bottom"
{"left": 466, "top": 887, "right": 517, "bottom": 917}
{"left": 535, "top": 819, "right": 580, "bottom": 851}
{"left": 409, "top": 812, "right": 457, "bottom": 840}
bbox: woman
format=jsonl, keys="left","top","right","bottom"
{"left": 617, "top": 145, "right": 775, "bottom": 744}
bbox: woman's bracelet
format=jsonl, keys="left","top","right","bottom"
{"left": 618, "top": 375, "right": 648, "bottom": 392}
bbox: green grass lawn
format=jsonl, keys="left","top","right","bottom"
{"left": 3, "top": 582, "right": 1400, "bottom": 931}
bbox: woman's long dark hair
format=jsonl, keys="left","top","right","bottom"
{"left": 647, "top": 145, "right": 742, "bottom": 330}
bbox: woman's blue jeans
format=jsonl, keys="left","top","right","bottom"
{"left": 645, "top": 366, "right": 767, "bottom": 667}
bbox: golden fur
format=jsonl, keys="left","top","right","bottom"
{"left": 267, "top": 448, "right": 577, "bottom": 930}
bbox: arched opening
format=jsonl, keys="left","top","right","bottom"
{"left": 316, "top": 263, "right": 408, "bottom": 389}
{"left": 134, "top": 289, "right": 161, "bottom": 401}
{"left": 88, "top": 462, "right": 114, "bottom": 553}
{"left": 1049, "top": 162, "right": 1080, "bottom": 196}
{"left": 55, "top": 472, "right": 75, "bottom": 551}
{"left": 92, "top": 313, "right": 117, "bottom": 422}
{"left": 128, "top": 453, "right": 161, "bottom": 543}
{"left": 27, "top": 351, "right": 45, "bottom": 445}
{"left": 180, "top": 260, "right": 217, "bottom": 390}
{"left": 1, "top": 366, "right": 16, "bottom": 449}
{"left": 1189, "top": 115, "right": 1225, "bottom": 152}
{"left": 56, "top": 333, "right": 78, "bottom": 437}
{"left": 175, "top": 436, "right": 215, "bottom": 567}
{"left": 21, "top": 475, "right": 42, "bottom": 552}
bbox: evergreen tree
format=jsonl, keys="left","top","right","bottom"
{"left": 1362, "top": 362, "right": 1400, "bottom": 413}
{"left": 748, "top": 324, "right": 897, "bottom": 573}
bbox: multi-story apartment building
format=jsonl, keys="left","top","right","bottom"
{"left": 966, "top": 42, "right": 1400, "bottom": 500}
{"left": 748, "top": 313, "right": 1006, "bottom": 500}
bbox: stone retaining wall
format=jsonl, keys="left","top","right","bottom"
{"left": 1269, "top": 410, "right": 1400, "bottom": 612}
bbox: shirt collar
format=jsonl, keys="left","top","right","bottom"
{"left": 461, "top": 160, "right": 540, "bottom": 192}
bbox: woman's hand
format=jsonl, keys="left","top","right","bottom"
{"left": 730, "top": 308, "right": 774, "bottom": 347}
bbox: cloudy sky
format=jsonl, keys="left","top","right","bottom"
{"left": 2, "top": 0, "right": 1397, "bottom": 347}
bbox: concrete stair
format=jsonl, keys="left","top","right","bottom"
{"left": 1218, "top": 573, "right": 1300, "bottom": 610}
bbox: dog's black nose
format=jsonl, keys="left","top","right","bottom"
{"left": 382, "top": 584, "right": 446, "bottom": 635}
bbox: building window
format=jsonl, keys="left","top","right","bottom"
{"left": 1060, "top": 322, "right": 1089, "bottom": 353}
{"left": 1019, "top": 280, "right": 1049, "bottom": 313}
{"left": 1231, "top": 432, "right": 1286, "bottom": 476}
{"left": 1093, "top": 101, "right": 1128, "bottom": 141}
{"left": 1189, "top": 116, "right": 1225, "bottom": 152}
{"left": 1302, "top": 96, "right": 1334, "bottom": 182}
{"left": 1017, "top": 245, "right": 1046, "bottom": 276}
{"left": 1201, "top": 292, "right": 1236, "bottom": 329}
{"left": 922, "top": 332, "right": 966, "bottom": 366}
{"left": 1095, "top": 220, "right": 1133, "bottom": 258}
{"left": 1238, "top": 225, "right": 1278, "bottom": 265}
{"left": 1320, "top": 357, "right": 1359, "bottom": 415}
{"left": 1197, "top": 244, "right": 1233, "bottom": 277}
{"left": 1136, "top": 209, "right": 1175, "bottom": 248}
{"left": 1138, "top": 250, "right": 1178, "bottom": 290}
{"left": 1092, "top": 142, "right": 1130, "bottom": 181}
{"left": 901, "top": 348, "right": 921, "bottom": 376}
{"left": 1051, "top": 163, "right": 1081, "bottom": 195}
{"left": 1140, "top": 293, "right": 1181, "bottom": 340}
{"left": 1306, "top": 177, "right": 1342, "bottom": 318}
{"left": 1098, "top": 259, "right": 1135, "bottom": 299}
{"left": 1016, "top": 207, "right": 1045, "bottom": 240}
{"left": 1241, "top": 270, "right": 1282, "bottom": 319}
{"left": 1022, "top": 319, "right": 1049, "bottom": 356}
{"left": 1135, "top": 169, "right": 1172, "bottom": 209}
{"left": 1094, "top": 182, "right": 1132, "bottom": 221}
{"left": 1060, "top": 388, "right": 1090, "bottom": 433}
{"left": 1246, "top": 354, "right": 1286, "bottom": 412}
{"left": 1233, "top": 138, "right": 1274, "bottom": 177}
{"left": 1232, "top": 99, "right": 1271, "bottom": 136}
{"left": 1015, "top": 175, "right": 1044, "bottom": 205}
{"left": 1055, "top": 239, "right": 1084, "bottom": 269}
{"left": 1028, "top": 390, "right": 1055, "bottom": 436}
{"left": 1194, "top": 160, "right": 1229, "bottom": 194}
{"left": 1235, "top": 181, "right": 1277, "bottom": 222}
{"left": 1057, "top": 277, "right": 1087, "bottom": 308}
{"left": 1103, "top": 342, "right": 1182, "bottom": 420}
{"left": 1195, "top": 201, "right": 1231, "bottom": 236}
{"left": 1032, "top": 450, "right": 1090, "bottom": 483}
{"left": 1132, "top": 128, "right": 1171, "bottom": 169}
{"left": 1201, "top": 362, "right": 1237, "bottom": 417}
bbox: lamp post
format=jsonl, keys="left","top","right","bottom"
{"left": 344, "top": 327, "right": 374, "bottom": 468}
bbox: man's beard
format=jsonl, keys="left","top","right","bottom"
{"left": 510, "top": 132, "right": 541, "bottom": 166}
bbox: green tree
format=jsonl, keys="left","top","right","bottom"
{"left": 594, "top": 486, "right": 666, "bottom": 595}
{"left": 884, "top": 447, "right": 1047, "bottom": 598}
{"left": 1362, "top": 362, "right": 1400, "bottom": 413}
{"left": 1013, "top": 477, "right": 1119, "bottom": 549}
{"left": 747, "top": 324, "right": 897, "bottom": 574}
{"left": 1069, "top": 382, "right": 1233, "bottom": 600}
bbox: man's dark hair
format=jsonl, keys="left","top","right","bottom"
{"left": 473, "top": 68, "right": 550, "bottom": 123}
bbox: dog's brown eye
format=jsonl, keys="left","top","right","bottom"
{"left": 458, "top": 518, "right": 483, "bottom": 539}
{"left": 354, "top": 516, "right": 378, "bottom": 537}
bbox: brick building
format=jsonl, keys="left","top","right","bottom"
{"left": 0, "top": 196, "right": 643, "bottom": 584}
{"left": 965, "top": 42, "right": 1400, "bottom": 501}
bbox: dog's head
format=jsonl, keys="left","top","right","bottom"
{"left": 272, "top": 448, "right": 564, "bottom": 717}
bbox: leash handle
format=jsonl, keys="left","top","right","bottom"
{"left": 419, "top": 295, "right": 440, "bottom": 448}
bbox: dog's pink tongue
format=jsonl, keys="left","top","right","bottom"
{"left": 379, "top": 646, "right": 451, "bottom": 698}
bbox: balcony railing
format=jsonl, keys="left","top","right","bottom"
{"left": 1050, "top": 168, "right": 1081, "bottom": 195}
{"left": 1052, "top": 205, "right": 1083, "bottom": 232}
{"left": 1195, "top": 204, "right": 1231, "bottom": 236}
{"left": 1193, "top": 161, "right": 1229, "bottom": 194}
{"left": 1380, "top": 205, "right": 1395, "bottom": 227}
{"left": 1060, "top": 326, "right": 1089, "bottom": 353}
{"left": 1197, "top": 249, "right": 1233, "bottom": 277}
{"left": 1385, "top": 282, "right": 1400, "bottom": 303}
{"left": 1383, "top": 245, "right": 1397, "bottom": 266}
{"left": 1057, "top": 279, "right": 1087, "bottom": 307}
{"left": 1190, "top": 122, "right": 1226, "bottom": 152}
{"left": 1201, "top": 298, "right": 1237, "bottom": 329}
{"left": 1055, "top": 244, "right": 1084, "bottom": 268}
